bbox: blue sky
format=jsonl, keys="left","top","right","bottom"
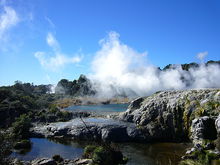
{"left": 0, "top": 0, "right": 220, "bottom": 85}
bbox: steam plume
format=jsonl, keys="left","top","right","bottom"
{"left": 89, "top": 31, "right": 220, "bottom": 98}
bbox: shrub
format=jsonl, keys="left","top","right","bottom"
{"left": 48, "top": 104, "right": 59, "bottom": 114}
{"left": 0, "top": 131, "right": 12, "bottom": 164}
{"left": 12, "top": 114, "right": 31, "bottom": 139}
{"left": 83, "top": 144, "right": 127, "bottom": 165}
{"left": 83, "top": 145, "right": 97, "bottom": 158}
{"left": 13, "top": 139, "right": 31, "bottom": 149}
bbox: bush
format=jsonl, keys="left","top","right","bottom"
{"left": 83, "top": 144, "right": 127, "bottom": 165}
{"left": 12, "top": 114, "right": 31, "bottom": 139}
{"left": 14, "top": 139, "right": 31, "bottom": 149}
{"left": 83, "top": 145, "right": 97, "bottom": 159}
{"left": 0, "top": 131, "right": 12, "bottom": 164}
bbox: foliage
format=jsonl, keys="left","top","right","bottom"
{"left": 83, "top": 144, "right": 127, "bottom": 165}
{"left": 12, "top": 114, "right": 31, "bottom": 139}
{"left": 14, "top": 139, "right": 31, "bottom": 149}
{"left": 0, "top": 131, "right": 12, "bottom": 164}
{"left": 83, "top": 145, "right": 97, "bottom": 159}
{"left": 179, "top": 146, "right": 220, "bottom": 165}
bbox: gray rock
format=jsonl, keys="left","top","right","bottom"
{"left": 74, "top": 158, "right": 92, "bottom": 165}
{"left": 31, "top": 118, "right": 138, "bottom": 142}
{"left": 31, "top": 158, "right": 56, "bottom": 165}
{"left": 32, "top": 89, "right": 220, "bottom": 143}
{"left": 119, "top": 89, "right": 220, "bottom": 142}
{"left": 215, "top": 114, "right": 220, "bottom": 135}
{"left": 191, "top": 116, "right": 217, "bottom": 141}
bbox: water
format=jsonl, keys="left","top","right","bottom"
{"left": 65, "top": 103, "right": 129, "bottom": 112}
{"left": 12, "top": 138, "right": 191, "bottom": 165}
{"left": 12, "top": 104, "right": 192, "bottom": 164}
{"left": 11, "top": 138, "right": 84, "bottom": 161}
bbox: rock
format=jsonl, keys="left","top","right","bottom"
{"left": 55, "top": 75, "right": 96, "bottom": 96}
{"left": 31, "top": 158, "right": 56, "bottom": 165}
{"left": 185, "top": 147, "right": 196, "bottom": 155}
{"left": 119, "top": 97, "right": 144, "bottom": 122}
{"left": 120, "top": 89, "right": 220, "bottom": 142}
{"left": 74, "top": 158, "right": 92, "bottom": 165}
{"left": 101, "top": 126, "right": 129, "bottom": 142}
{"left": 32, "top": 89, "right": 220, "bottom": 143}
{"left": 191, "top": 116, "right": 217, "bottom": 141}
{"left": 31, "top": 118, "right": 138, "bottom": 142}
{"left": 215, "top": 114, "right": 220, "bottom": 136}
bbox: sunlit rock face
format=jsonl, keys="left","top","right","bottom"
{"left": 120, "top": 89, "right": 220, "bottom": 142}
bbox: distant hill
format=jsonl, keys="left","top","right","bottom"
{"left": 162, "top": 60, "right": 220, "bottom": 71}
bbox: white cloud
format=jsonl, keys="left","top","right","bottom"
{"left": 35, "top": 33, "right": 82, "bottom": 71}
{"left": 197, "top": 51, "right": 208, "bottom": 62}
{"left": 45, "top": 17, "right": 55, "bottom": 28}
{"left": 46, "top": 32, "right": 59, "bottom": 51}
{"left": 0, "top": 6, "right": 19, "bottom": 39}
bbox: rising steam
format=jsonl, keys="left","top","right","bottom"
{"left": 89, "top": 31, "right": 220, "bottom": 98}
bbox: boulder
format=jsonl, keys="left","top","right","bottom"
{"left": 31, "top": 158, "right": 56, "bottom": 165}
{"left": 191, "top": 116, "right": 217, "bottom": 142}
{"left": 31, "top": 118, "right": 138, "bottom": 142}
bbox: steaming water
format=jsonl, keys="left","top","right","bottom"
{"left": 12, "top": 138, "right": 191, "bottom": 165}
{"left": 65, "top": 103, "right": 129, "bottom": 112}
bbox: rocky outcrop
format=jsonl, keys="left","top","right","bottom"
{"left": 215, "top": 115, "right": 220, "bottom": 135}
{"left": 55, "top": 75, "right": 96, "bottom": 96}
{"left": 191, "top": 116, "right": 217, "bottom": 142}
{"left": 32, "top": 89, "right": 220, "bottom": 143}
{"left": 10, "top": 157, "right": 89, "bottom": 165}
{"left": 31, "top": 118, "right": 146, "bottom": 142}
{"left": 120, "top": 89, "right": 220, "bottom": 142}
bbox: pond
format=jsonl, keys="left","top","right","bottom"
{"left": 12, "top": 138, "right": 191, "bottom": 165}
{"left": 12, "top": 103, "right": 192, "bottom": 164}
{"left": 65, "top": 103, "right": 129, "bottom": 112}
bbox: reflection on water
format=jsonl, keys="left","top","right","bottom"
{"left": 65, "top": 103, "right": 129, "bottom": 112}
{"left": 120, "top": 143, "right": 192, "bottom": 165}
{"left": 11, "top": 138, "right": 84, "bottom": 161}
{"left": 12, "top": 138, "right": 191, "bottom": 165}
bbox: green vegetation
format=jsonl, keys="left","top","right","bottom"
{"left": 179, "top": 140, "right": 220, "bottom": 165}
{"left": 183, "top": 98, "right": 220, "bottom": 136}
{"left": 0, "top": 81, "right": 75, "bottom": 163}
{"left": 14, "top": 139, "right": 31, "bottom": 149}
{"left": 179, "top": 149, "right": 220, "bottom": 165}
{"left": 0, "top": 131, "right": 12, "bottom": 164}
{"left": 12, "top": 114, "right": 31, "bottom": 139}
{"left": 83, "top": 144, "right": 127, "bottom": 165}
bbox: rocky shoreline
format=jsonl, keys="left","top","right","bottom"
{"left": 14, "top": 88, "right": 220, "bottom": 164}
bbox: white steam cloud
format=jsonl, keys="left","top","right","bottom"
{"left": 35, "top": 32, "right": 82, "bottom": 71}
{"left": 197, "top": 51, "right": 208, "bottom": 62}
{"left": 90, "top": 31, "right": 220, "bottom": 98}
